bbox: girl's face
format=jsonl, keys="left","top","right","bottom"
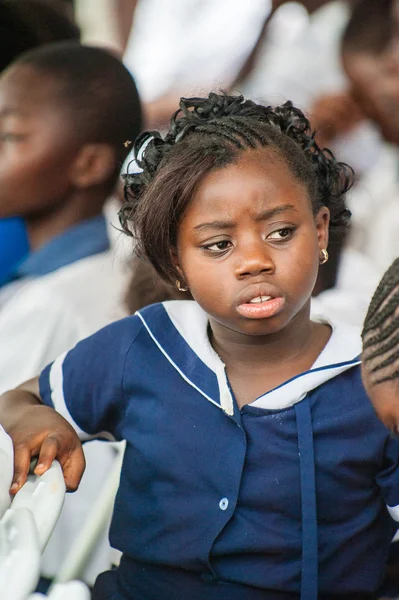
{"left": 174, "top": 149, "right": 329, "bottom": 340}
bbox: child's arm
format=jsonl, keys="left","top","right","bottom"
{"left": 0, "top": 378, "right": 85, "bottom": 495}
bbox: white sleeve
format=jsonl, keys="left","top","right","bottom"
{"left": 0, "top": 288, "right": 81, "bottom": 394}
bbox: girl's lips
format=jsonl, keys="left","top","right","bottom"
{"left": 236, "top": 296, "right": 285, "bottom": 319}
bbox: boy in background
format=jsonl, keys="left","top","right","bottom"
{"left": 0, "top": 41, "right": 142, "bottom": 585}
{"left": 0, "top": 0, "right": 80, "bottom": 286}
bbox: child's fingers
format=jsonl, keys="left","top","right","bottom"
{"left": 33, "top": 435, "right": 61, "bottom": 476}
{"left": 11, "top": 433, "right": 85, "bottom": 494}
{"left": 58, "top": 445, "right": 86, "bottom": 492}
{"left": 10, "top": 444, "right": 32, "bottom": 494}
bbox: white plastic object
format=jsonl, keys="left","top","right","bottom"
{"left": 54, "top": 441, "right": 125, "bottom": 584}
{"left": 12, "top": 461, "right": 65, "bottom": 552}
{"left": 0, "top": 507, "right": 40, "bottom": 600}
{"left": 28, "top": 581, "right": 91, "bottom": 599}
{"left": 0, "top": 426, "right": 13, "bottom": 518}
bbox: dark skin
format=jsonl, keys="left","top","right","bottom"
{"left": 174, "top": 150, "right": 331, "bottom": 407}
{"left": 0, "top": 149, "right": 331, "bottom": 490}
{"left": 0, "top": 63, "right": 117, "bottom": 250}
{"left": 361, "top": 371, "right": 399, "bottom": 435}
{"left": 0, "top": 64, "right": 119, "bottom": 492}
{"left": 342, "top": 46, "right": 399, "bottom": 146}
{"left": 0, "top": 378, "right": 85, "bottom": 493}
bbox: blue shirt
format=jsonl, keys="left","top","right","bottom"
{"left": 0, "top": 218, "right": 29, "bottom": 287}
{"left": 15, "top": 214, "right": 109, "bottom": 279}
{"left": 39, "top": 301, "right": 399, "bottom": 600}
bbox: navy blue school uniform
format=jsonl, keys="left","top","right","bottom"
{"left": 39, "top": 300, "right": 399, "bottom": 600}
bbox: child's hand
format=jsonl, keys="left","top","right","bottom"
{"left": 6, "top": 404, "right": 85, "bottom": 495}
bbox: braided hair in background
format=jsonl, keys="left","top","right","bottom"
{"left": 362, "top": 258, "right": 399, "bottom": 385}
{"left": 120, "top": 92, "right": 354, "bottom": 282}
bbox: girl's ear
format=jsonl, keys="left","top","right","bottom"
{"left": 315, "top": 206, "right": 330, "bottom": 251}
{"left": 170, "top": 247, "right": 185, "bottom": 281}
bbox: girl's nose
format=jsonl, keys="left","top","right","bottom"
{"left": 234, "top": 241, "right": 275, "bottom": 279}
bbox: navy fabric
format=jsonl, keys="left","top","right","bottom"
{"left": 295, "top": 399, "right": 318, "bottom": 600}
{"left": 16, "top": 214, "right": 109, "bottom": 278}
{"left": 39, "top": 302, "right": 399, "bottom": 599}
{"left": 92, "top": 558, "right": 377, "bottom": 600}
{"left": 0, "top": 218, "right": 29, "bottom": 286}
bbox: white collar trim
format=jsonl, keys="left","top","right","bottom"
{"left": 162, "top": 301, "right": 361, "bottom": 412}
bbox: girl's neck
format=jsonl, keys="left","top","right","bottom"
{"left": 209, "top": 303, "right": 328, "bottom": 371}
{"left": 209, "top": 304, "right": 332, "bottom": 407}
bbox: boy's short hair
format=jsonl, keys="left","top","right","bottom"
{"left": 341, "top": 0, "right": 393, "bottom": 56}
{"left": 0, "top": 0, "right": 80, "bottom": 73}
{"left": 16, "top": 42, "right": 142, "bottom": 170}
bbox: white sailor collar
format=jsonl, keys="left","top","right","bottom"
{"left": 136, "top": 300, "right": 362, "bottom": 415}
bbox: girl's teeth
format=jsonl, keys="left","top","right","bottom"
{"left": 249, "top": 296, "right": 271, "bottom": 304}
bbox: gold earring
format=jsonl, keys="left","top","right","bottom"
{"left": 319, "top": 248, "right": 329, "bottom": 265}
{"left": 176, "top": 279, "right": 188, "bottom": 292}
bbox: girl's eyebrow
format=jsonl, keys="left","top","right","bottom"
{"left": 254, "top": 204, "right": 298, "bottom": 222}
{"left": 193, "top": 204, "right": 298, "bottom": 233}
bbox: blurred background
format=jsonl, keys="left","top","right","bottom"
{"left": 1, "top": 1, "right": 399, "bottom": 597}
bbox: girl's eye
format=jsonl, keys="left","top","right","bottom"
{"left": 202, "top": 240, "right": 232, "bottom": 253}
{"left": 267, "top": 227, "right": 294, "bottom": 241}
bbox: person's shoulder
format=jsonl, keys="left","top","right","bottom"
{"left": 137, "top": 299, "right": 200, "bottom": 319}
{"left": 309, "top": 319, "right": 366, "bottom": 399}
{"left": 313, "top": 318, "right": 362, "bottom": 368}
{"left": 21, "top": 250, "right": 128, "bottom": 330}
{"left": 316, "top": 323, "right": 374, "bottom": 414}
{"left": 136, "top": 299, "right": 208, "bottom": 345}
{"left": 39, "top": 249, "right": 126, "bottom": 293}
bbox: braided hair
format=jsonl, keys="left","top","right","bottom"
{"left": 362, "top": 258, "right": 399, "bottom": 385}
{"left": 120, "top": 92, "right": 353, "bottom": 282}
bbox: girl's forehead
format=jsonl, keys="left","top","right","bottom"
{"left": 194, "top": 150, "right": 307, "bottom": 199}
{"left": 185, "top": 149, "right": 311, "bottom": 219}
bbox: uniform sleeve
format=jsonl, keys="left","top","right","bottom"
{"left": 376, "top": 435, "right": 399, "bottom": 522}
{"left": 0, "top": 289, "right": 82, "bottom": 395}
{"left": 39, "top": 315, "right": 143, "bottom": 441}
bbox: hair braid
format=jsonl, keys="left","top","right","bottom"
{"left": 362, "top": 258, "right": 399, "bottom": 385}
{"left": 366, "top": 329, "right": 399, "bottom": 363}
{"left": 365, "top": 315, "right": 399, "bottom": 350}
{"left": 197, "top": 122, "right": 247, "bottom": 149}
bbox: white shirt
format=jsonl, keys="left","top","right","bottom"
{"left": 124, "top": 0, "right": 270, "bottom": 102}
{"left": 0, "top": 234, "right": 129, "bottom": 584}
{"left": 0, "top": 251, "right": 127, "bottom": 394}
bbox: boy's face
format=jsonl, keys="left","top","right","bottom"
{"left": 343, "top": 48, "right": 399, "bottom": 145}
{"left": 0, "top": 64, "right": 81, "bottom": 219}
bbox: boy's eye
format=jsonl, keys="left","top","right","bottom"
{"left": 0, "top": 133, "right": 25, "bottom": 142}
{"left": 267, "top": 227, "right": 294, "bottom": 241}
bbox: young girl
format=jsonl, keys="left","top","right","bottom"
{"left": 1, "top": 93, "right": 398, "bottom": 600}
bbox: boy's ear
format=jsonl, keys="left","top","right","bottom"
{"left": 70, "top": 144, "right": 117, "bottom": 189}
{"left": 315, "top": 206, "right": 330, "bottom": 251}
